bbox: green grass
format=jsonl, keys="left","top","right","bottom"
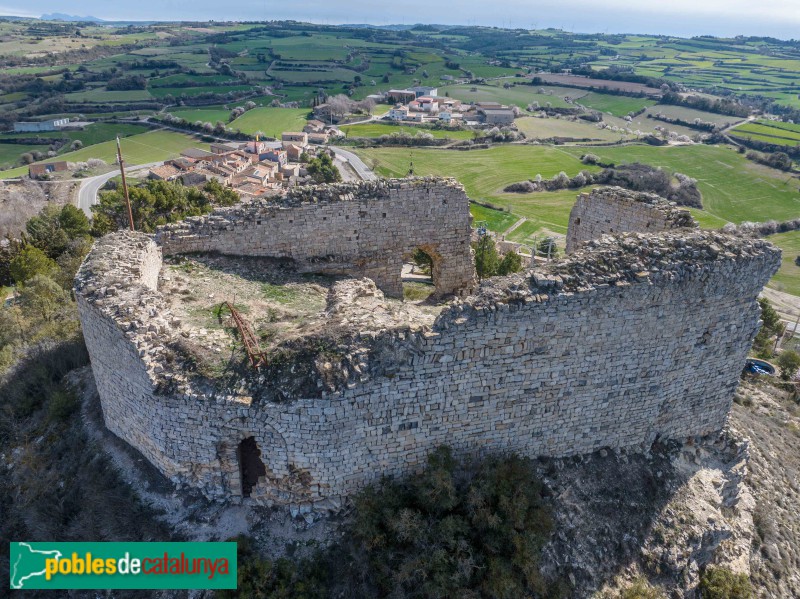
{"left": 0, "top": 123, "right": 149, "bottom": 146}
{"left": 767, "top": 231, "right": 800, "bottom": 295}
{"left": 0, "top": 143, "right": 49, "bottom": 170}
{"left": 645, "top": 106, "right": 744, "bottom": 127}
{"left": 341, "top": 123, "right": 474, "bottom": 140}
{"left": 169, "top": 105, "right": 233, "bottom": 124}
{"left": 403, "top": 281, "right": 435, "bottom": 302}
{"left": 357, "top": 142, "right": 800, "bottom": 237}
{"left": 515, "top": 117, "right": 630, "bottom": 142}
{"left": 731, "top": 121, "right": 800, "bottom": 147}
{"left": 229, "top": 107, "right": 310, "bottom": 137}
{"left": 62, "top": 89, "right": 153, "bottom": 103}
{"left": 442, "top": 83, "right": 573, "bottom": 109}
{"left": 149, "top": 85, "right": 255, "bottom": 98}
{"left": 558, "top": 144, "right": 800, "bottom": 224}
{"left": 578, "top": 93, "right": 656, "bottom": 117}
{"left": 470, "top": 203, "right": 518, "bottom": 233}
{"left": 0, "top": 130, "right": 206, "bottom": 179}
{"left": 357, "top": 145, "right": 596, "bottom": 235}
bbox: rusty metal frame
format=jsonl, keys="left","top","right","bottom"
{"left": 222, "top": 301, "right": 266, "bottom": 368}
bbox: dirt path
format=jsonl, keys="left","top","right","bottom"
{"left": 501, "top": 216, "right": 527, "bottom": 238}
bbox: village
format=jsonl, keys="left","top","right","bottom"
{"left": 377, "top": 85, "right": 516, "bottom": 126}
{"left": 141, "top": 85, "right": 516, "bottom": 200}
{"left": 146, "top": 120, "right": 343, "bottom": 200}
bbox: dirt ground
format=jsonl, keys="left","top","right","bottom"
{"left": 0, "top": 179, "right": 79, "bottom": 237}
{"left": 160, "top": 254, "right": 443, "bottom": 380}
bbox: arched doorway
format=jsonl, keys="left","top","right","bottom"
{"left": 402, "top": 246, "right": 437, "bottom": 302}
{"left": 237, "top": 436, "right": 267, "bottom": 497}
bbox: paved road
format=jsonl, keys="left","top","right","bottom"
{"left": 329, "top": 146, "right": 377, "bottom": 181}
{"left": 77, "top": 162, "right": 162, "bottom": 217}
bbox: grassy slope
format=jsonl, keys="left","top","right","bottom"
{"left": 341, "top": 123, "right": 474, "bottom": 140}
{"left": 442, "top": 83, "right": 573, "bottom": 108}
{"left": 229, "top": 107, "right": 310, "bottom": 137}
{"left": 515, "top": 117, "right": 630, "bottom": 142}
{"left": 766, "top": 231, "right": 800, "bottom": 296}
{"left": 578, "top": 93, "right": 656, "bottom": 117}
{"left": 558, "top": 144, "right": 800, "bottom": 224}
{"left": 0, "top": 144, "right": 47, "bottom": 170}
{"left": 356, "top": 145, "right": 596, "bottom": 238}
{"left": 0, "top": 130, "right": 206, "bottom": 179}
{"left": 357, "top": 142, "right": 800, "bottom": 270}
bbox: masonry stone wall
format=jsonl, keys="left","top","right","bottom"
{"left": 566, "top": 186, "right": 698, "bottom": 253}
{"left": 156, "top": 177, "right": 476, "bottom": 298}
{"left": 76, "top": 223, "right": 781, "bottom": 509}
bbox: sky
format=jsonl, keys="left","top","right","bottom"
{"left": 1, "top": 0, "right": 799, "bottom": 39}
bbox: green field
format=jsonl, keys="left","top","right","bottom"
{"left": 63, "top": 89, "right": 154, "bottom": 103}
{"left": 356, "top": 143, "right": 800, "bottom": 236}
{"left": 645, "top": 106, "right": 745, "bottom": 127}
{"left": 578, "top": 93, "right": 656, "bottom": 116}
{"left": 731, "top": 120, "right": 800, "bottom": 147}
{"left": 768, "top": 231, "right": 800, "bottom": 296}
{"left": 0, "top": 123, "right": 149, "bottom": 146}
{"left": 0, "top": 143, "right": 44, "bottom": 170}
{"left": 442, "top": 83, "right": 574, "bottom": 109}
{"left": 169, "top": 106, "right": 234, "bottom": 124}
{"left": 470, "top": 203, "right": 518, "bottom": 232}
{"left": 0, "top": 123, "right": 151, "bottom": 168}
{"left": 558, "top": 144, "right": 800, "bottom": 224}
{"left": 515, "top": 116, "right": 631, "bottom": 142}
{"left": 229, "top": 107, "right": 310, "bottom": 137}
{"left": 341, "top": 123, "right": 474, "bottom": 140}
{"left": 0, "top": 129, "right": 206, "bottom": 179}
{"left": 355, "top": 145, "right": 599, "bottom": 239}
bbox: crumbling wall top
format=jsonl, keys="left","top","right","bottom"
{"left": 437, "top": 231, "right": 780, "bottom": 326}
{"left": 581, "top": 186, "right": 698, "bottom": 228}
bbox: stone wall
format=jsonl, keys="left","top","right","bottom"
{"left": 566, "top": 186, "right": 698, "bottom": 253}
{"left": 156, "top": 177, "right": 476, "bottom": 298}
{"left": 75, "top": 226, "right": 781, "bottom": 509}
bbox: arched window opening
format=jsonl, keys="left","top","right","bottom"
{"left": 238, "top": 436, "right": 266, "bottom": 497}
{"left": 402, "top": 247, "right": 436, "bottom": 302}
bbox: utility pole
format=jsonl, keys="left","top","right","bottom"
{"left": 115, "top": 136, "right": 135, "bottom": 231}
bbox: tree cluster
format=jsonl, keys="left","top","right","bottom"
{"left": 306, "top": 152, "right": 342, "bottom": 184}
{"left": 752, "top": 297, "right": 784, "bottom": 359}
{"left": 473, "top": 235, "right": 525, "bottom": 281}
{"left": 220, "top": 447, "right": 562, "bottom": 599}
{"left": 90, "top": 178, "right": 239, "bottom": 235}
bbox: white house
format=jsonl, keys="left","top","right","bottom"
{"left": 387, "top": 106, "right": 409, "bottom": 121}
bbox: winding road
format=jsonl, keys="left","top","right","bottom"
{"left": 329, "top": 146, "right": 377, "bottom": 181}
{"left": 76, "top": 145, "right": 377, "bottom": 218}
{"left": 77, "top": 161, "right": 170, "bottom": 217}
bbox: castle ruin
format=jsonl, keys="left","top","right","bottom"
{"left": 156, "top": 178, "right": 476, "bottom": 298}
{"left": 75, "top": 178, "right": 781, "bottom": 509}
{"left": 566, "top": 186, "right": 699, "bottom": 253}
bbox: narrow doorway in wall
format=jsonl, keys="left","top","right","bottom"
{"left": 238, "top": 436, "right": 267, "bottom": 497}
{"left": 402, "top": 247, "right": 435, "bottom": 303}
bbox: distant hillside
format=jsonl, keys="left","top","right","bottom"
{"left": 41, "top": 13, "right": 105, "bottom": 22}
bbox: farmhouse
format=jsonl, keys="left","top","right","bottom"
{"left": 148, "top": 164, "right": 183, "bottom": 181}
{"left": 28, "top": 161, "right": 68, "bottom": 178}
{"left": 13, "top": 118, "right": 70, "bottom": 132}
{"left": 387, "top": 89, "right": 417, "bottom": 103}
{"left": 479, "top": 107, "right": 515, "bottom": 125}
{"left": 387, "top": 106, "right": 410, "bottom": 121}
{"left": 408, "top": 85, "right": 438, "bottom": 97}
{"left": 282, "top": 132, "right": 308, "bottom": 148}
{"left": 262, "top": 148, "right": 288, "bottom": 167}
